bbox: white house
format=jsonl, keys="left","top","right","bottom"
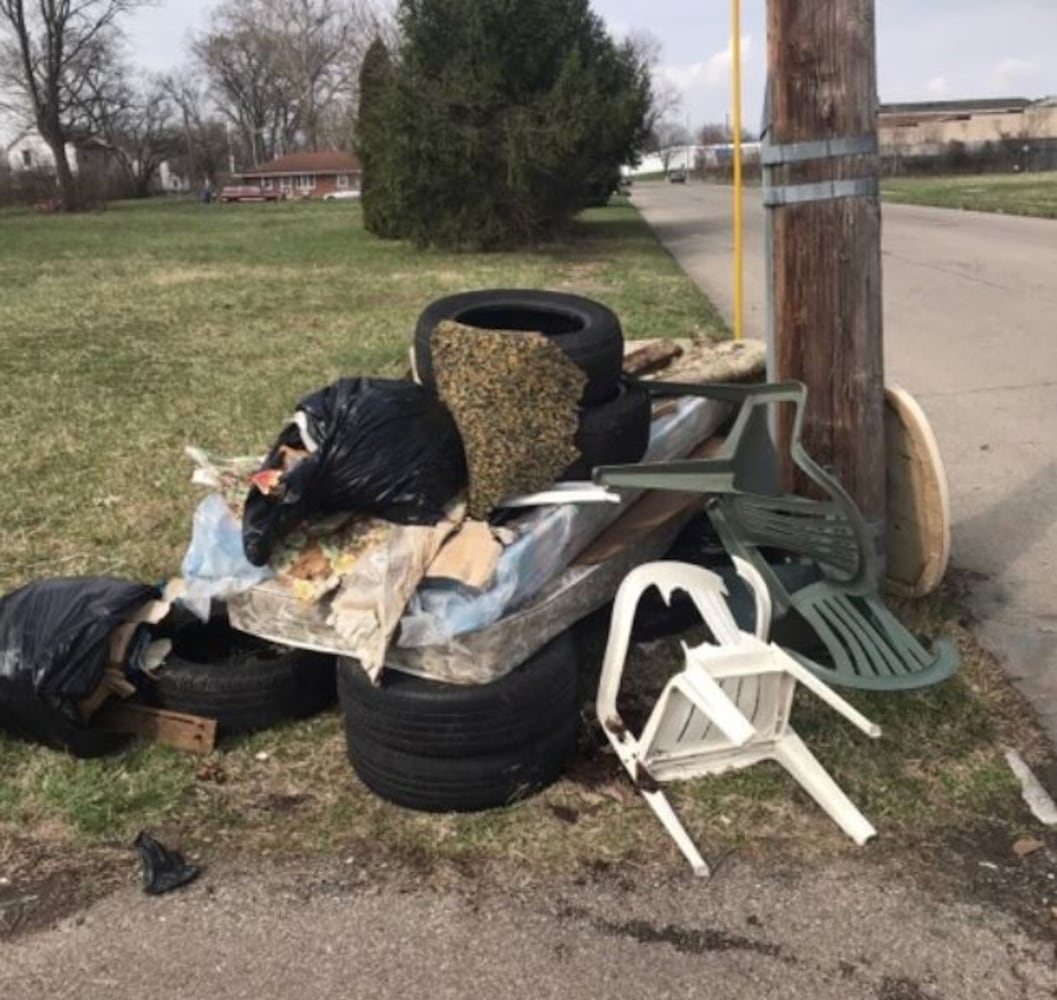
{"left": 4, "top": 127, "right": 191, "bottom": 193}
{"left": 4, "top": 129, "right": 78, "bottom": 174}
{"left": 158, "top": 160, "right": 191, "bottom": 193}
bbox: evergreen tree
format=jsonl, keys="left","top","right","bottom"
{"left": 357, "top": 37, "right": 400, "bottom": 238}
{"left": 373, "top": 0, "right": 652, "bottom": 249}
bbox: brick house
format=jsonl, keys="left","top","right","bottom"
{"left": 237, "top": 150, "right": 362, "bottom": 199}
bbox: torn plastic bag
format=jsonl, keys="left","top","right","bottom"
{"left": 134, "top": 832, "right": 201, "bottom": 895}
{"left": 180, "top": 493, "right": 274, "bottom": 620}
{"left": 0, "top": 577, "right": 159, "bottom": 699}
{"left": 242, "top": 378, "right": 468, "bottom": 567}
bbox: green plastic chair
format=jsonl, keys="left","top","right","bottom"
{"left": 594, "top": 380, "right": 958, "bottom": 691}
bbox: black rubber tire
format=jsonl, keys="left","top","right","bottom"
{"left": 414, "top": 289, "right": 624, "bottom": 405}
{"left": 344, "top": 712, "right": 579, "bottom": 813}
{"left": 144, "top": 618, "right": 337, "bottom": 735}
{"left": 561, "top": 381, "right": 652, "bottom": 481}
{"left": 336, "top": 632, "right": 579, "bottom": 757}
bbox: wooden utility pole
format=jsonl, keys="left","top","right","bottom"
{"left": 765, "top": 1, "right": 885, "bottom": 538}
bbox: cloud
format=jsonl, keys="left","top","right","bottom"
{"left": 661, "top": 34, "right": 752, "bottom": 94}
{"left": 925, "top": 75, "right": 949, "bottom": 97}
{"left": 990, "top": 57, "right": 1040, "bottom": 91}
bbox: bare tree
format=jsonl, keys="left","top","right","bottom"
{"left": 86, "top": 76, "right": 184, "bottom": 197}
{"left": 0, "top": 0, "right": 145, "bottom": 208}
{"left": 697, "top": 122, "right": 757, "bottom": 145}
{"left": 164, "top": 71, "right": 231, "bottom": 187}
{"left": 625, "top": 29, "right": 681, "bottom": 135}
{"left": 652, "top": 120, "right": 691, "bottom": 174}
{"left": 697, "top": 122, "right": 729, "bottom": 145}
{"left": 192, "top": 0, "right": 374, "bottom": 165}
{"left": 192, "top": 4, "right": 287, "bottom": 165}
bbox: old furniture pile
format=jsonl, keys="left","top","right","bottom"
{"left": 0, "top": 289, "right": 956, "bottom": 872}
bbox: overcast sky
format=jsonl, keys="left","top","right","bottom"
{"left": 15, "top": 0, "right": 1057, "bottom": 136}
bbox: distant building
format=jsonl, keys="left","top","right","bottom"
{"left": 3, "top": 130, "right": 78, "bottom": 175}
{"left": 159, "top": 161, "right": 192, "bottom": 193}
{"left": 236, "top": 150, "right": 362, "bottom": 199}
{"left": 878, "top": 96, "right": 1057, "bottom": 156}
{"left": 4, "top": 128, "right": 192, "bottom": 194}
{"left": 627, "top": 143, "right": 762, "bottom": 177}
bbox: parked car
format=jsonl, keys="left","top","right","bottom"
{"left": 667, "top": 167, "right": 688, "bottom": 184}
{"left": 218, "top": 185, "right": 281, "bottom": 203}
{"left": 323, "top": 189, "right": 362, "bottom": 201}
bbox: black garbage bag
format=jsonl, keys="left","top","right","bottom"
{"left": 0, "top": 577, "right": 159, "bottom": 756}
{"left": 0, "top": 577, "right": 159, "bottom": 699}
{"left": 242, "top": 378, "right": 468, "bottom": 567}
{"left": 134, "top": 831, "right": 201, "bottom": 895}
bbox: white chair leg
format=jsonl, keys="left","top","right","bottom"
{"left": 779, "top": 654, "right": 882, "bottom": 739}
{"left": 772, "top": 732, "right": 877, "bottom": 845}
{"left": 641, "top": 787, "right": 711, "bottom": 877}
{"left": 732, "top": 555, "right": 773, "bottom": 640}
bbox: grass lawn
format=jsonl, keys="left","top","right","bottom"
{"left": 882, "top": 172, "right": 1057, "bottom": 219}
{"left": 0, "top": 198, "right": 1052, "bottom": 910}
{"left": 0, "top": 197, "right": 723, "bottom": 594}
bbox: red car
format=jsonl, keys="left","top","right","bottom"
{"left": 218, "top": 185, "right": 282, "bottom": 203}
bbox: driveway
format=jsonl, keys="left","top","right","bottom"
{"left": 632, "top": 182, "right": 1057, "bottom": 744}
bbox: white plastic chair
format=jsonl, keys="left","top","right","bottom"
{"left": 597, "top": 559, "right": 881, "bottom": 876}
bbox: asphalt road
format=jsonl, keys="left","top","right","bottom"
{"left": 632, "top": 181, "right": 1057, "bottom": 744}
{"left": 3, "top": 856, "right": 1056, "bottom": 1000}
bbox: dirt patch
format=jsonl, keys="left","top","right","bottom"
{"left": 595, "top": 916, "right": 787, "bottom": 959}
{"left": 147, "top": 266, "right": 224, "bottom": 287}
{"left": 877, "top": 818, "right": 1057, "bottom": 949}
{"left": 554, "top": 261, "right": 614, "bottom": 293}
{"left": 876, "top": 977, "right": 936, "bottom": 1000}
{"left": 0, "top": 838, "right": 128, "bottom": 939}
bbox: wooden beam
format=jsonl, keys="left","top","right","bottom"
{"left": 766, "top": 0, "right": 886, "bottom": 538}
{"left": 97, "top": 703, "right": 217, "bottom": 755}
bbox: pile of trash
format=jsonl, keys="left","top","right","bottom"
{"left": 0, "top": 289, "right": 701, "bottom": 763}
{"left": 0, "top": 288, "right": 958, "bottom": 857}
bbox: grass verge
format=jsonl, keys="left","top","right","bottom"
{"left": 881, "top": 172, "right": 1057, "bottom": 218}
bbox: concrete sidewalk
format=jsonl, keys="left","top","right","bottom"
{"left": 631, "top": 182, "right": 1057, "bottom": 746}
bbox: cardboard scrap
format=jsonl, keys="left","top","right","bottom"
{"left": 426, "top": 520, "right": 505, "bottom": 589}
{"left": 78, "top": 596, "right": 175, "bottom": 721}
{"left": 1012, "top": 837, "right": 1045, "bottom": 859}
{"left": 327, "top": 505, "right": 465, "bottom": 678}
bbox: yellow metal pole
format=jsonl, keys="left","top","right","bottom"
{"left": 731, "top": 0, "right": 745, "bottom": 341}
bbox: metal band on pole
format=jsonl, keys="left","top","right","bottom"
{"left": 761, "top": 134, "right": 877, "bottom": 166}
{"left": 762, "top": 176, "right": 879, "bottom": 207}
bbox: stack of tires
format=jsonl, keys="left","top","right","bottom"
{"left": 337, "top": 634, "right": 581, "bottom": 812}
{"left": 412, "top": 289, "right": 653, "bottom": 481}
{"left": 330, "top": 289, "right": 655, "bottom": 812}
